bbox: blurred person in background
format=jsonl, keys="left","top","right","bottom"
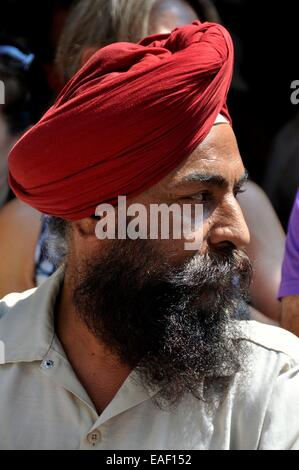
{"left": 279, "top": 191, "right": 299, "bottom": 336}
{"left": 264, "top": 112, "right": 299, "bottom": 230}
{"left": 55, "top": 0, "right": 220, "bottom": 83}
{"left": 0, "top": 0, "right": 75, "bottom": 296}
{"left": 0, "top": 0, "right": 285, "bottom": 329}
{"left": 0, "top": 39, "right": 46, "bottom": 295}
{"left": 0, "top": 39, "right": 34, "bottom": 207}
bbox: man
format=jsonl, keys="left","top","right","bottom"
{"left": 0, "top": 0, "right": 285, "bottom": 329}
{"left": 279, "top": 191, "right": 299, "bottom": 336}
{"left": 1, "top": 21, "right": 299, "bottom": 450}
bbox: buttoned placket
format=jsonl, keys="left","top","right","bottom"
{"left": 40, "top": 345, "right": 107, "bottom": 449}
{"left": 40, "top": 336, "right": 158, "bottom": 450}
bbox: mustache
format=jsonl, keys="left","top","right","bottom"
{"left": 72, "top": 244, "right": 252, "bottom": 312}
{"left": 166, "top": 247, "right": 252, "bottom": 289}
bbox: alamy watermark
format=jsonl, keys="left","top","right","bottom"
{"left": 0, "top": 341, "right": 5, "bottom": 365}
{"left": 95, "top": 196, "right": 204, "bottom": 250}
{"left": 290, "top": 80, "right": 299, "bottom": 105}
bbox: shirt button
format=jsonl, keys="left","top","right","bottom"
{"left": 41, "top": 359, "right": 55, "bottom": 369}
{"left": 87, "top": 430, "right": 101, "bottom": 446}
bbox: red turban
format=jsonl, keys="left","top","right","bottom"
{"left": 8, "top": 21, "right": 234, "bottom": 220}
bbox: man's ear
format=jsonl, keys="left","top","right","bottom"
{"left": 72, "top": 217, "right": 98, "bottom": 241}
{"left": 81, "top": 47, "right": 98, "bottom": 67}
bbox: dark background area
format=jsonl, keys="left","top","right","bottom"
{"left": 215, "top": 0, "right": 299, "bottom": 183}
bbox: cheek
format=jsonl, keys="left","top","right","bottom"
{"left": 152, "top": 217, "right": 210, "bottom": 263}
{"left": 181, "top": 202, "right": 214, "bottom": 251}
{"left": 154, "top": 238, "right": 193, "bottom": 265}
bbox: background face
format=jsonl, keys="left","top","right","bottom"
{"left": 149, "top": 0, "right": 198, "bottom": 34}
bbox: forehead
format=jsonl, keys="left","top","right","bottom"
{"left": 162, "top": 124, "right": 245, "bottom": 192}
{"left": 130, "top": 124, "right": 245, "bottom": 205}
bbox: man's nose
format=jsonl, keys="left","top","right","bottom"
{"left": 208, "top": 197, "right": 250, "bottom": 250}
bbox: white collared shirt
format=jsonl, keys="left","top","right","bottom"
{"left": 0, "top": 268, "right": 299, "bottom": 450}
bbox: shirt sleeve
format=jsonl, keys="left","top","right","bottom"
{"left": 258, "top": 360, "right": 299, "bottom": 450}
{"left": 278, "top": 190, "right": 299, "bottom": 298}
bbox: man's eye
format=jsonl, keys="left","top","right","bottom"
{"left": 190, "top": 192, "right": 211, "bottom": 203}
{"left": 234, "top": 187, "right": 246, "bottom": 198}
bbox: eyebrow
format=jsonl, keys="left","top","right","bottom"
{"left": 177, "top": 169, "right": 249, "bottom": 190}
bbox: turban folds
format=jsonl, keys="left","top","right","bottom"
{"left": 8, "top": 21, "right": 234, "bottom": 220}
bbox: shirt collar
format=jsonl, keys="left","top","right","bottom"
{"left": 0, "top": 267, "right": 160, "bottom": 417}
{"left": 0, "top": 267, "right": 64, "bottom": 363}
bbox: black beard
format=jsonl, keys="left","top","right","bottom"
{"left": 72, "top": 240, "right": 252, "bottom": 408}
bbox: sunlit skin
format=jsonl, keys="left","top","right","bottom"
{"left": 56, "top": 123, "right": 250, "bottom": 413}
